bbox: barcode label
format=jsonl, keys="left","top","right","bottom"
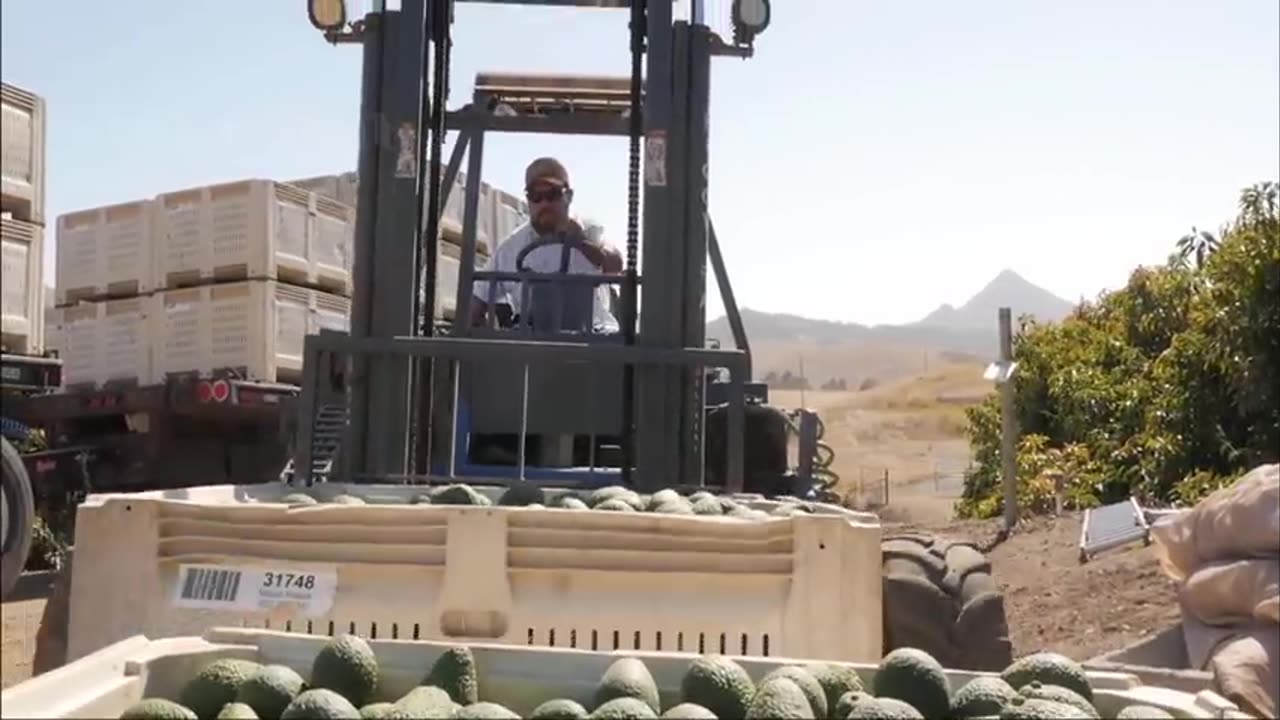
{"left": 179, "top": 566, "right": 244, "bottom": 603}
{"left": 172, "top": 563, "right": 338, "bottom": 616}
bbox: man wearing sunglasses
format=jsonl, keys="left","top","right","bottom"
{"left": 469, "top": 157, "right": 623, "bottom": 332}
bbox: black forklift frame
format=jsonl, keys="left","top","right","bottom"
{"left": 294, "top": 0, "right": 761, "bottom": 492}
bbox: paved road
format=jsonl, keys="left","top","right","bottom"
{"left": 1, "top": 572, "right": 54, "bottom": 689}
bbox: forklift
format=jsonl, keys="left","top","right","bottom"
{"left": 296, "top": 0, "right": 837, "bottom": 499}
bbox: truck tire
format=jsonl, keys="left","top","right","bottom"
{"left": 33, "top": 549, "right": 73, "bottom": 675}
{"left": 881, "top": 533, "right": 1012, "bottom": 671}
{"left": 1, "top": 436, "right": 36, "bottom": 600}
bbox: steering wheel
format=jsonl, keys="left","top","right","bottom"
{"left": 514, "top": 231, "right": 579, "bottom": 273}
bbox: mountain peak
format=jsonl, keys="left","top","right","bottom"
{"left": 914, "top": 269, "right": 1074, "bottom": 330}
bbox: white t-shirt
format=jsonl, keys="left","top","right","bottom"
{"left": 473, "top": 217, "right": 620, "bottom": 332}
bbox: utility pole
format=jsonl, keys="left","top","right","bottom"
{"left": 997, "top": 308, "right": 1019, "bottom": 529}
{"left": 983, "top": 307, "right": 1020, "bottom": 530}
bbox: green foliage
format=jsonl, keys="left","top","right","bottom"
{"left": 960, "top": 182, "right": 1280, "bottom": 518}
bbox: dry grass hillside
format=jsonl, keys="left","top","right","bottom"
{"left": 772, "top": 359, "right": 990, "bottom": 522}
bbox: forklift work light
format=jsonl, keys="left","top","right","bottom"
{"left": 308, "top": 0, "right": 347, "bottom": 32}
{"left": 732, "top": 0, "right": 772, "bottom": 37}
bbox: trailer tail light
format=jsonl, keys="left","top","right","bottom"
{"left": 196, "top": 381, "right": 215, "bottom": 403}
{"left": 211, "top": 379, "right": 231, "bottom": 403}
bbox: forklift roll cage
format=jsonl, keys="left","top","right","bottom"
{"left": 293, "top": 0, "right": 766, "bottom": 492}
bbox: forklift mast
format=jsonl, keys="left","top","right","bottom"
{"left": 297, "top": 0, "right": 772, "bottom": 492}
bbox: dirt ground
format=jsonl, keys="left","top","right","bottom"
{"left": 1, "top": 574, "right": 53, "bottom": 689}
{"left": 778, "top": 369, "right": 1184, "bottom": 662}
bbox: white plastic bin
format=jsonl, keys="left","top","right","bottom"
{"left": 153, "top": 179, "right": 353, "bottom": 297}
{"left": 64, "top": 484, "right": 883, "bottom": 669}
{"left": 0, "top": 629, "right": 1250, "bottom": 719}
{"left": 54, "top": 200, "right": 155, "bottom": 306}
{"left": 1, "top": 214, "right": 44, "bottom": 354}
{"left": 48, "top": 296, "right": 151, "bottom": 388}
{"left": 0, "top": 81, "right": 46, "bottom": 225}
{"left": 151, "top": 280, "right": 350, "bottom": 384}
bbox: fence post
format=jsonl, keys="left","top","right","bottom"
{"left": 999, "top": 308, "right": 1019, "bottom": 530}
{"left": 883, "top": 468, "right": 890, "bottom": 506}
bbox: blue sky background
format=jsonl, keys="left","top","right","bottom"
{"left": 3, "top": 0, "right": 1277, "bottom": 325}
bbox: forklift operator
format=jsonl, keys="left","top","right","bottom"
{"left": 469, "top": 157, "right": 623, "bottom": 331}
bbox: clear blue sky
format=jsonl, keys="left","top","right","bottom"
{"left": 3, "top": 0, "right": 1277, "bottom": 325}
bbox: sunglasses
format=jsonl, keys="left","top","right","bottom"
{"left": 526, "top": 187, "right": 567, "bottom": 204}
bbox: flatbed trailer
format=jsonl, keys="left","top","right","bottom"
{"left": 1, "top": 351, "right": 301, "bottom": 598}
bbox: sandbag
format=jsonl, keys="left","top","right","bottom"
{"left": 1181, "top": 558, "right": 1280, "bottom": 626}
{"left": 1151, "top": 464, "right": 1279, "bottom": 581}
{"left": 1206, "top": 629, "right": 1279, "bottom": 720}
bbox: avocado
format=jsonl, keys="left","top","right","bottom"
{"left": 330, "top": 494, "right": 366, "bottom": 505}
{"left": 845, "top": 698, "right": 923, "bottom": 719}
{"left": 648, "top": 489, "right": 684, "bottom": 510}
{"left": 431, "top": 483, "right": 488, "bottom": 506}
{"left": 680, "top": 655, "right": 756, "bottom": 720}
{"left": 951, "top": 676, "right": 1018, "bottom": 717}
{"left": 120, "top": 698, "right": 198, "bottom": 720}
{"left": 805, "top": 663, "right": 863, "bottom": 718}
{"left": 997, "top": 696, "right": 1082, "bottom": 720}
{"left": 280, "top": 689, "right": 361, "bottom": 719}
{"left": 1017, "top": 682, "right": 1098, "bottom": 718}
{"left": 236, "top": 664, "right": 305, "bottom": 720}
{"left": 455, "top": 702, "right": 521, "bottom": 719}
{"left": 658, "top": 703, "right": 717, "bottom": 719}
{"left": 1000, "top": 653, "right": 1092, "bottom": 702}
{"left": 394, "top": 686, "right": 457, "bottom": 717}
{"left": 654, "top": 500, "right": 695, "bottom": 515}
{"left": 556, "top": 496, "right": 590, "bottom": 510}
{"left": 691, "top": 497, "right": 724, "bottom": 516}
{"left": 309, "top": 634, "right": 380, "bottom": 708}
{"left": 410, "top": 493, "right": 433, "bottom": 505}
{"left": 871, "top": 647, "right": 950, "bottom": 720}
{"left": 833, "top": 691, "right": 880, "bottom": 720}
{"left": 594, "top": 657, "right": 661, "bottom": 713}
{"left": 589, "top": 485, "right": 644, "bottom": 510}
{"left": 745, "top": 677, "right": 815, "bottom": 719}
{"left": 530, "top": 698, "right": 589, "bottom": 719}
{"left": 688, "top": 491, "right": 715, "bottom": 504}
{"left": 215, "top": 703, "right": 259, "bottom": 719}
{"left": 594, "top": 498, "right": 636, "bottom": 512}
{"left": 499, "top": 482, "right": 546, "bottom": 507}
{"left": 761, "top": 666, "right": 827, "bottom": 718}
{"left": 357, "top": 703, "right": 405, "bottom": 719}
{"left": 179, "top": 658, "right": 262, "bottom": 720}
{"left": 1116, "top": 705, "right": 1173, "bottom": 719}
{"left": 280, "top": 493, "right": 318, "bottom": 505}
{"left": 424, "top": 646, "right": 480, "bottom": 705}
{"left": 589, "top": 697, "right": 658, "bottom": 719}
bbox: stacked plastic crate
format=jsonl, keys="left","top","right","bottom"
{"left": 0, "top": 81, "right": 47, "bottom": 358}
{"left": 286, "top": 170, "right": 530, "bottom": 318}
{"left": 50, "top": 179, "right": 357, "bottom": 389}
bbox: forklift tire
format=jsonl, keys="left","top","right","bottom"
{"left": 1, "top": 436, "right": 36, "bottom": 601}
{"left": 33, "top": 549, "right": 73, "bottom": 675}
{"left": 881, "top": 533, "right": 1013, "bottom": 671}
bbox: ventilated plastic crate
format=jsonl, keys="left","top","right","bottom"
{"left": 1, "top": 629, "right": 1250, "bottom": 720}
{"left": 55, "top": 200, "right": 155, "bottom": 306}
{"left": 1, "top": 214, "right": 45, "bottom": 354}
{"left": 151, "top": 280, "right": 350, "bottom": 384}
{"left": 63, "top": 483, "right": 883, "bottom": 669}
{"left": 1, "top": 82, "right": 46, "bottom": 225}
{"left": 48, "top": 296, "right": 151, "bottom": 389}
{"left": 288, "top": 170, "right": 498, "bottom": 256}
{"left": 153, "top": 179, "right": 354, "bottom": 296}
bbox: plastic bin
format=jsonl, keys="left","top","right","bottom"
{"left": 48, "top": 296, "right": 152, "bottom": 389}
{"left": 54, "top": 200, "right": 155, "bottom": 306}
{"left": 151, "top": 280, "right": 350, "bottom": 384}
{"left": 0, "top": 81, "right": 46, "bottom": 225}
{"left": 153, "top": 179, "right": 353, "bottom": 296}
{"left": 0, "top": 628, "right": 1250, "bottom": 719}
{"left": 1, "top": 214, "right": 44, "bottom": 354}
{"left": 64, "top": 483, "right": 883, "bottom": 669}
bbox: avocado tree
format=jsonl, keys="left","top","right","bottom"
{"left": 958, "top": 181, "right": 1280, "bottom": 518}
